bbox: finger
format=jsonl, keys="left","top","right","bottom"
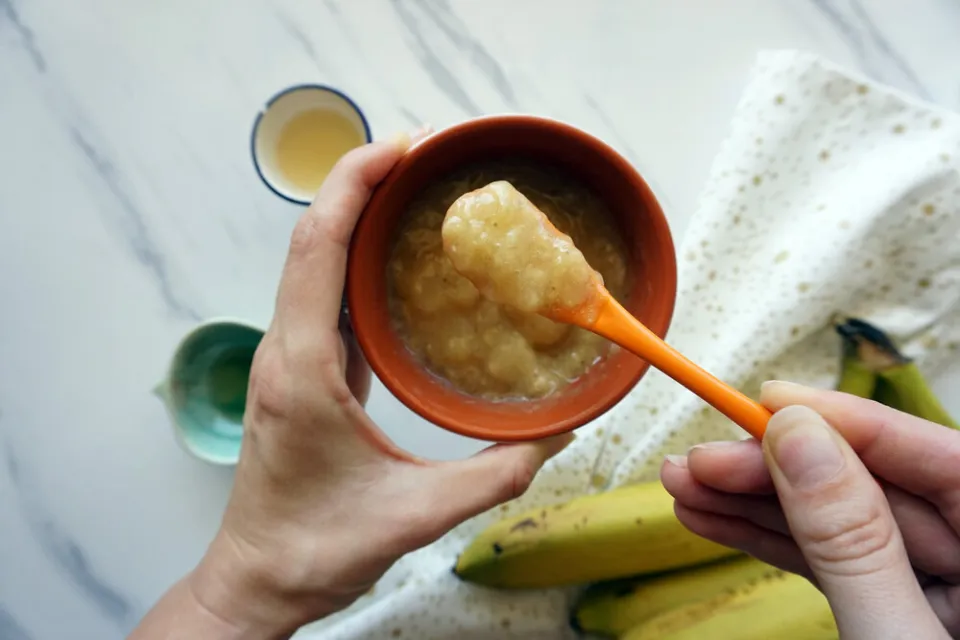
{"left": 686, "top": 439, "right": 776, "bottom": 494}
{"left": 762, "top": 404, "right": 946, "bottom": 639}
{"left": 674, "top": 447, "right": 960, "bottom": 581}
{"left": 416, "top": 434, "right": 574, "bottom": 540}
{"left": 661, "top": 457, "right": 789, "bottom": 534}
{"left": 672, "top": 503, "right": 814, "bottom": 582}
{"left": 925, "top": 583, "right": 960, "bottom": 636}
{"left": 274, "top": 126, "right": 431, "bottom": 337}
{"left": 883, "top": 483, "right": 960, "bottom": 581}
{"left": 762, "top": 381, "right": 960, "bottom": 530}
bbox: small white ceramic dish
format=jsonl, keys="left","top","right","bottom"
{"left": 251, "top": 84, "right": 372, "bottom": 205}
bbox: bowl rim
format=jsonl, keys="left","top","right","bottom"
{"left": 346, "top": 114, "right": 678, "bottom": 441}
{"left": 250, "top": 83, "right": 373, "bottom": 206}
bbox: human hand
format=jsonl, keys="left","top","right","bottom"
{"left": 178, "top": 130, "right": 572, "bottom": 637}
{"left": 661, "top": 381, "right": 959, "bottom": 640}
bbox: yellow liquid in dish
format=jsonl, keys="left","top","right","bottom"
{"left": 274, "top": 108, "right": 364, "bottom": 195}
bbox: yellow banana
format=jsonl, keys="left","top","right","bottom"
{"left": 621, "top": 570, "right": 838, "bottom": 640}
{"left": 876, "top": 361, "right": 959, "bottom": 429}
{"left": 835, "top": 324, "right": 876, "bottom": 398}
{"left": 871, "top": 376, "right": 900, "bottom": 410}
{"left": 572, "top": 555, "right": 779, "bottom": 636}
{"left": 453, "top": 480, "right": 739, "bottom": 589}
{"left": 836, "top": 318, "right": 958, "bottom": 429}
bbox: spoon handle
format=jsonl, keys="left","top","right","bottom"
{"left": 592, "top": 297, "right": 771, "bottom": 440}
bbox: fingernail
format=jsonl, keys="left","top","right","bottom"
{"left": 389, "top": 130, "right": 413, "bottom": 150}
{"left": 410, "top": 123, "right": 434, "bottom": 144}
{"left": 664, "top": 454, "right": 688, "bottom": 468}
{"left": 760, "top": 380, "right": 817, "bottom": 404}
{"left": 689, "top": 440, "right": 738, "bottom": 452}
{"left": 766, "top": 405, "right": 844, "bottom": 489}
{"left": 390, "top": 125, "right": 434, "bottom": 151}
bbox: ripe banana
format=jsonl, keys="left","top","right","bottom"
{"left": 876, "top": 360, "right": 959, "bottom": 429}
{"left": 572, "top": 555, "right": 779, "bottom": 637}
{"left": 836, "top": 318, "right": 958, "bottom": 429}
{"left": 453, "top": 480, "right": 739, "bottom": 589}
{"left": 835, "top": 319, "right": 877, "bottom": 398}
{"left": 621, "top": 569, "right": 838, "bottom": 640}
{"left": 835, "top": 345, "right": 876, "bottom": 398}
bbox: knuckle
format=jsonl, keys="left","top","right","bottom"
{"left": 334, "top": 145, "right": 366, "bottom": 173}
{"left": 503, "top": 456, "right": 539, "bottom": 502}
{"left": 288, "top": 213, "right": 324, "bottom": 258}
{"left": 324, "top": 369, "right": 355, "bottom": 411}
{"left": 247, "top": 339, "right": 296, "bottom": 420}
{"left": 247, "top": 331, "right": 355, "bottom": 422}
{"left": 800, "top": 497, "right": 899, "bottom": 574}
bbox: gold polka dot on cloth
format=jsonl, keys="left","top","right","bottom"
{"left": 296, "top": 49, "right": 960, "bottom": 640}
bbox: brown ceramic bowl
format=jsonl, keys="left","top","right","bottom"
{"left": 346, "top": 115, "right": 677, "bottom": 442}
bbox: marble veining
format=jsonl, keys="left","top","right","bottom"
{"left": 391, "top": 0, "right": 485, "bottom": 116}
{"left": 0, "top": 605, "right": 33, "bottom": 640}
{"left": 5, "top": 436, "right": 140, "bottom": 631}
{"left": 68, "top": 127, "right": 203, "bottom": 322}
{"left": 0, "top": 0, "right": 45, "bottom": 73}
{"left": 31, "top": 519, "right": 139, "bottom": 628}
{"left": 582, "top": 94, "right": 642, "bottom": 165}
{"left": 401, "top": 0, "right": 520, "bottom": 109}
{"left": 810, "top": 0, "right": 930, "bottom": 99}
{"left": 2, "top": 1, "right": 959, "bottom": 637}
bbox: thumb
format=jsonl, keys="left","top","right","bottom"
{"left": 423, "top": 433, "right": 574, "bottom": 537}
{"left": 763, "top": 405, "right": 945, "bottom": 639}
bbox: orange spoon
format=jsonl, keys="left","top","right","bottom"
{"left": 443, "top": 181, "right": 772, "bottom": 440}
{"left": 551, "top": 285, "right": 772, "bottom": 440}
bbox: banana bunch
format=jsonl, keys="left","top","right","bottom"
{"left": 571, "top": 556, "right": 837, "bottom": 639}
{"left": 572, "top": 555, "right": 779, "bottom": 635}
{"left": 453, "top": 314, "right": 953, "bottom": 637}
{"left": 835, "top": 317, "right": 958, "bottom": 429}
{"left": 619, "top": 569, "right": 837, "bottom": 640}
{"left": 453, "top": 479, "right": 739, "bottom": 589}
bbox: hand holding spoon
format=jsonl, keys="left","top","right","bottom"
{"left": 441, "top": 181, "right": 772, "bottom": 440}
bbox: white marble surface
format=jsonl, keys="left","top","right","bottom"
{"left": 1, "top": 1, "right": 959, "bottom": 637}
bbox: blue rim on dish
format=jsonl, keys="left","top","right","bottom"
{"left": 250, "top": 83, "right": 373, "bottom": 205}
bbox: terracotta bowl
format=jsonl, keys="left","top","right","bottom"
{"left": 346, "top": 115, "right": 677, "bottom": 442}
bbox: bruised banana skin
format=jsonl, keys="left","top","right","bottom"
{"left": 572, "top": 555, "right": 779, "bottom": 637}
{"left": 453, "top": 480, "right": 739, "bottom": 589}
{"left": 621, "top": 570, "right": 838, "bottom": 640}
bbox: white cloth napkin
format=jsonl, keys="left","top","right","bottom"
{"left": 299, "top": 49, "right": 960, "bottom": 640}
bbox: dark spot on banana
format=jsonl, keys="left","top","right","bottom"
{"left": 509, "top": 518, "right": 538, "bottom": 532}
{"left": 492, "top": 543, "right": 504, "bottom": 555}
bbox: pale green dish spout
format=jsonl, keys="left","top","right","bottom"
{"left": 155, "top": 318, "right": 264, "bottom": 465}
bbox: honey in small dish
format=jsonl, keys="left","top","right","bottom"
{"left": 274, "top": 108, "right": 366, "bottom": 195}
{"left": 252, "top": 85, "right": 370, "bottom": 204}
